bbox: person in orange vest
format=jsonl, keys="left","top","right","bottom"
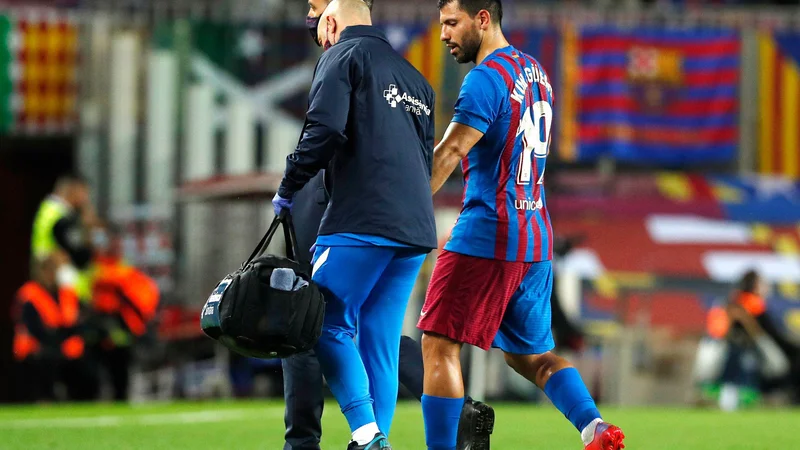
{"left": 89, "top": 225, "right": 160, "bottom": 401}
{"left": 705, "top": 270, "right": 794, "bottom": 410}
{"left": 732, "top": 270, "right": 800, "bottom": 404}
{"left": 12, "top": 255, "right": 86, "bottom": 403}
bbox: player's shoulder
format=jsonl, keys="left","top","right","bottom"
{"left": 470, "top": 62, "right": 504, "bottom": 83}
{"left": 463, "top": 63, "right": 505, "bottom": 95}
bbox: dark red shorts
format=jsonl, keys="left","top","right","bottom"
{"left": 417, "top": 249, "right": 553, "bottom": 352}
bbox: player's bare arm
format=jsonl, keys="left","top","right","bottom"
{"left": 430, "top": 122, "right": 484, "bottom": 194}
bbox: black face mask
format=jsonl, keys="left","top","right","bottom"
{"left": 306, "top": 15, "right": 321, "bottom": 46}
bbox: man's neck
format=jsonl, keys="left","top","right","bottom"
{"left": 339, "top": 21, "right": 372, "bottom": 35}
{"left": 476, "top": 29, "right": 509, "bottom": 65}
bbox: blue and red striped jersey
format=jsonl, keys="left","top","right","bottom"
{"left": 444, "top": 46, "right": 555, "bottom": 262}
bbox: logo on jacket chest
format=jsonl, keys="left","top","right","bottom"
{"left": 383, "top": 84, "right": 431, "bottom": 116}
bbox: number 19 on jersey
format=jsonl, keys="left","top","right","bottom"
{"left": 515, "top": 100, "right": 553, "bottom": 186}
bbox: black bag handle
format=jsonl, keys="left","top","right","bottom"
{"left": 281, "top": 213, "right": 298, "bottom": 262}
{"left": 243, "top": 210, "right": 300, "bottom": 267}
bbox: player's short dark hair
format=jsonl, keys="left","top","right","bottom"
{"left": 437, "top": 0, "right": 502, "bottom": 25}
{"left": 739, "top": 270, "right": 760, "bottom": 294}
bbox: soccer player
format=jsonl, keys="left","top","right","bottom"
{"left": 416, "top": 1, "right": 626, "bottom": 450}
{"left": 273, "top": 0, "right": 437, "bottom": 448}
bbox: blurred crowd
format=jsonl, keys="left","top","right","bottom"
{"left": 11, "top": 174, "right": 159, "bottom": 403}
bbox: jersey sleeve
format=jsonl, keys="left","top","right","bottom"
{"left": 452, "top": 67, "right": 504, "bottom": 134}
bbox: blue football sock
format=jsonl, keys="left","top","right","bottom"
{"left": 421, "top": 394, "right": 463, "bottom": 450}
{"left": 543, "top": 367, "right": 602, "bottom": 432}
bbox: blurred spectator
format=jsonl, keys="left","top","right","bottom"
{"left": 715, "top": 294, "right": 765, "bottom": 411}
{"left": 733, "top": 271, "right": 800, "bottom": 404}
{"left": 11, "top": 256, "right": 87, "bottom": 403}
{"left": 89, "top": 224, "right": 160, "bottom": 401}
{"left": 551, "top": 236, "right": 587, "bottom": 353}
{"left": 703, "top": 271, "right": 792, "bottom": 410}
{"left": 30, "top": 173, "right": 98, "bottom": 302}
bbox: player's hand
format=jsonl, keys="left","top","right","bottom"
{"left": 272, "top": 193, "right": 293, "bottom": 217}
{"left": 309, "top": 243, "right": 317, "bottom": 256}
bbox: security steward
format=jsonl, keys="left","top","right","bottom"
{"left": 89, "top": 225, "right": 160, "bottom": 401}
{"left": 31, "top": 173, "right": 97, "bottom": 302}
{"left": 12, "top": 255, "right": 86, "bottom": 403}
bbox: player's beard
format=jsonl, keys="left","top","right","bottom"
{"left": 453, "top": 25, "right": 482, "bottom": 64}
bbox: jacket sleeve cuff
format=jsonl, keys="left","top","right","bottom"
{"left": 277, "top": 183, "right": 295, "bottom": 200}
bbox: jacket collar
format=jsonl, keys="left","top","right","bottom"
{"left": 338, "top": 25, "right": 389, "bottom": 45}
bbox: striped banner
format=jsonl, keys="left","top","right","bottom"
{"left": 0, "top": 11, "right": 79, "bottom": 135}
{"left": 564, "top": 26, "right": 740, "bottom": 165}
{"left": 758, "top": 32, "right": 800, "bottom": 179}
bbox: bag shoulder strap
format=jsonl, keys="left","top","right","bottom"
{"left": 242, "top": 210, "right": 300, "bottom": 268}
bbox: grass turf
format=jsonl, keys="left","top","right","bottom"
{"left": 0, "top": 399, "right": 797, "bottom": 449}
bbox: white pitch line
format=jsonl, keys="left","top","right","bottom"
{"left": 0, "top": 408, "right": 279, "bottom": 429}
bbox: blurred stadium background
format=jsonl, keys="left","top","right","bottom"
{"left": 2, "top": 0, "right": 800, "bottom": 448}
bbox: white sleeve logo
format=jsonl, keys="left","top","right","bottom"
{"left": 384, "top": 85, "right": 400, "bottom": 107}
{"left": 383, "top": 84, "right": 431, "bottom": 116}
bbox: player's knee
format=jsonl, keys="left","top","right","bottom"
{"left": 534, "top": 352, "right": 573, "bottom": 386}
{"left": 421, "top": 332, "right": 461, "bottom": 362}
{"left": 504, "top": 351, "right": 571, "bottom": 388}
{"left": 503, "top": 352, "right": 541, "bottom": 376}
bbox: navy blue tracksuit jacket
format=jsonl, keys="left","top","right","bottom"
{"left": 278, "top": 25, "right": 437, "bottom": 251}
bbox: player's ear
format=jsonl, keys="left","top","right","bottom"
{"left": 327, "top": 16, "right": 338, "bottom": 40}
{"left": 478, "top": 9, "right": 491, "bottom": 30}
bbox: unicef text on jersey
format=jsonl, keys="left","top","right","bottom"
{"left": 514, "top": 198, "right": 544, "bottom": 212}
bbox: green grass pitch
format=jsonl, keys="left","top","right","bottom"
{"left": 0, "top": 400, "right": 797, "bottom": 449}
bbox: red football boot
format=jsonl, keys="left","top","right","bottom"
{"left": 584, "top": 421, "right": 625, "bottom": 450}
